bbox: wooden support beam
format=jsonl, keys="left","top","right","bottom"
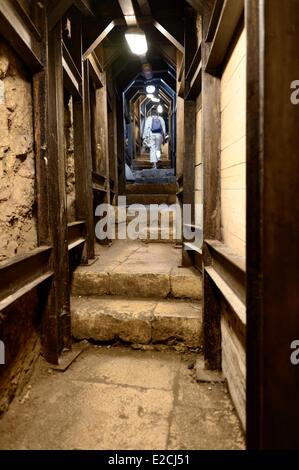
{"left": 83, "top": 20, "right": 123, "bottom": 59}
{"left": 12, "top": 0, "right": 42, "bottom": 40}
{"left": 81, "top": 60, "right": 96, "bottom": 258}
{"left": 88, "top": 53, "right": 104, "bottom": 88}
{"left": 153, "top": 20, "right": 184, "bottom": 53}
{"left": 0, "top": 247, "right": 52, "bottom": 304}
{"left": 205, "top": 240, "right": 245, "bottom": 304}
{"left": 47, "top": 20, "right": 72, "bottom": 361}
{"left": 182, "top": 101, "right": 196, "bottom": 267}
{"left": 202, "top": 4, "right": 222, "bottom": 370}
{"left": 62, "top": 42, "right": 82, "bottom": 97}
{"left": 205, "top": 0, "right": 244, "bottom": 75}
{"left": 47, "top": 0, "right": 73, "bottom": 31}
{"left": 118, "top": 0, "right": 137, "bottom": 26}
{"left": 246, "top": 0, "right": 299, "bottom": 450}
{"left": 0, "top": 1, "right": 43, "bottom": 71}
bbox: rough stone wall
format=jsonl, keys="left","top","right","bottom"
{"left": 64, "top": 94, "right": 76, "bottom": 222}
{"left": 0, "top": 39, "right": 40, "bottom": 414}
{"left": 0, "top": 290, "right": 40, "bottom": 414}
{"left": 0, "top": 38, "right": 37, "bottom": 262}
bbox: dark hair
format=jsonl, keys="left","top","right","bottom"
{"left": 151, "top": 107, "right": 158, "bottom": 116}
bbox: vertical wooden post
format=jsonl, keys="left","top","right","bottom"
{"left": 246, "top": 0, "right": 299, "bottom": 449}
{"left": 182, "top": 8, "right": 197, "bottom": 266}
{"left": 182, "top": 100, "right": 196, "bottom": 266}
{"left": 71, "top": 14, "right": 94, "bottom": 262}
{"left": 202, "top": 3, "right": 222, "bottom": 370}
{"left": 82, "top": 60, "right": 95, "bottom": 258}
{"left": 117, "top": 98, "right": 126, "bottom": 196}
{"left": 33, "top": 3, "right": 59, "bottom": 364}
{"left": 46, "top": 19, "right": 71, "bottom": 360}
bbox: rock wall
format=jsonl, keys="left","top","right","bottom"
{"left": 0, "top": 38, "right": 37, "bottom": 262}
{"left": 64, "top": 93, "right": 76, "bottom": 222}
{"left": 0, "top": 38, "right": 40, "bottom": 413}
{"left": 0, "top": 290, "right": 41, "bottom": 414}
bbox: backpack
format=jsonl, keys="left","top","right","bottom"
{"left": 151, "top": 116, "right": 163, "bottom": 134}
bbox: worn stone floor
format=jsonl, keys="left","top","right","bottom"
{"left": 0, "top": 345, "right": 245, "bottom": 450}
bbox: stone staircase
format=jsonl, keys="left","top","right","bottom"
{"left": 131, "top": 154, "right": 171, "bottom": 171}
{"left": 71, "top": 242, "right": 202, "bottom": 349}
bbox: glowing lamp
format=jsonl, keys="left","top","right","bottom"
{"left": 125, "top": 27, "right": 148, "bottom": 55}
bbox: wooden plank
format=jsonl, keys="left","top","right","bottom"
{"left": 246, "top": 0, "right": 299, "bottom": 450}
{"left": 81, "top": 60, "right": 96, "bottom": 258}
{"left": 62, "top": 41, "right": 82, "bottom": 97}
{"left": 48, "top": 0, "right": 73, "bottom": 31}
{"left": 187, "top": 62, "right": 202, "bottom": 99}
{"left": 63, "top": 58, "right": 81, "bottom": 98}
{"left": 205, "top": 0, "right": 244, "bottom": 75}
{"left": 68, "top": 238, "right": 86, "bottom": 251}
{"left": 202, "top": 2, "right": 222, "bottom": 370}
{"left": 0, "top": 247, "right": 52, "bottom": 301}
{"left": 205, "top": 0, "right": 224, "bottom": 42}
{"left": 47, "top": 20, "right": 71, "bottom": 360}
{"left": 88, "top": 53, "right": 104, "bottom": 88}
{"left": 205, "top": 266, "right": 246, "bottom": 326}
{"left": 0, "top": 272, "right": 53, "bottom": 313}
{"left": 0, "top": 1, "right": 42, "bottom": 71}
{"left": 12, "top": 0, "right": 42, "bottom": 40}
{"left": 186, "top": 44, "right": 202, "bottom": 82}
{"left": 182, "top": 101, "right": 196, "bottom": 267}
{"left": 67, "top": 221, "right": 86, "bottom": 244}
{"left": 118, "top": 0, "right": 137, "bottom": 25}
{"left": 83, "top": 20, "right": 121, "bottom": 59}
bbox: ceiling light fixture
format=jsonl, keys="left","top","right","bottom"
{"left": 157, "top": 104, "right": 163, "bottom": 114}
{"left": 146, "top": 93, "right": 154, "bottom": 99}
{"left": 151, "top": 96, "right": 160, "bottom": 103}
{"left": 125, "top": 27, "right": 148, "bottom": 55}
{"left": 146, "top": 84, "right": 156, "bottom": 94}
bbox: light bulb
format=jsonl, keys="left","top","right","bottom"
{"left": 146, "top": 84, "right": 156, "bottom": 94}
{"left": 157, "top": 104, "right": 163, "bottom": 113}
{"left": 125, "top": 28, "right": 148, "bottom": 55}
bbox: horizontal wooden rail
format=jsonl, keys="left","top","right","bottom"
{"left": 67, "top": 221, "right": 86, "bottom": 252}
{"left": 0, "top": 1, "right": 43, "bottom": 71}
{"left": 92, "top": 172, "right": 107, "bottom": 193}
{"left": 0, "top": 246, "right": 53, "bottom": 311}
{"left": 205, "top": 239, "right": 246, "bottom": 303}
{"left": 205, "top": 0, "right": 244, "bottom": 75}
{"left": 205, "top": 266, "right": 246, "bottom": 327}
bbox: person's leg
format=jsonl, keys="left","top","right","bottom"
{"left": 149, "top": 134, "right": 156, "bottom": 164}
{"left": 151, "top": 134, "right": 159, "bottom": 168}
{"left": 156, "top": 134, "right": 163, "bottom": 165}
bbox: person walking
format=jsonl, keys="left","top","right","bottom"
{"left": 143, "top": 107, "right": 166, "bottom": 169}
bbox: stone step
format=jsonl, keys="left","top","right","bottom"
{"left": 126, "top": 194, "right": 177, "bottom": 205}
{"left": 72, "top": 263, "right": 202, "bottom": 300}
{"left": 132, "top": 161, "right": 171, "bottom": 170}
{"left": 72, "top": 297, "right": 202, "bottom": 348}
{"left": 126, "top": 183, "right": 177, "bottom": 195}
